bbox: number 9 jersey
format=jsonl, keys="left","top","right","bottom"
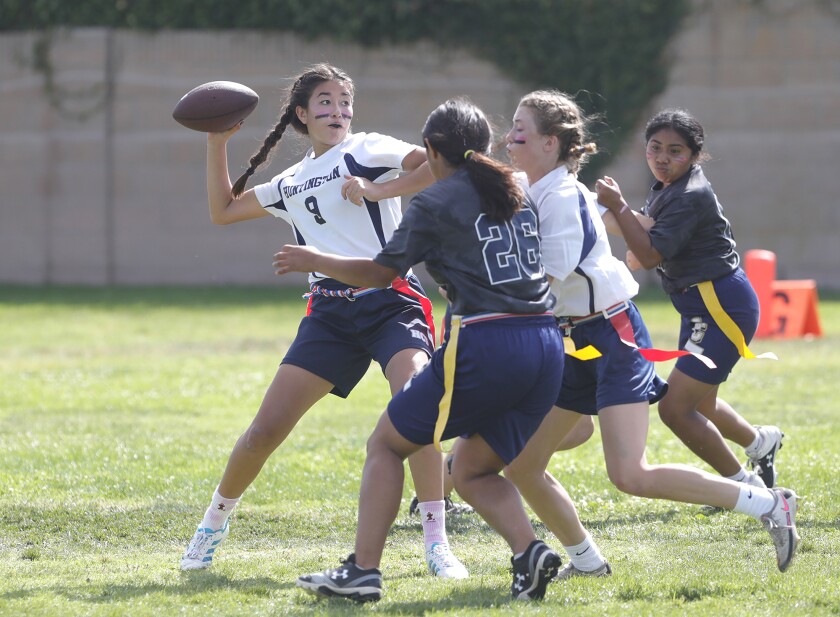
{"left": 375, "top": 167, "right": 555, "bottom": 317}
{"left": 253, "top": 132, "right": 415, "bottom": 283}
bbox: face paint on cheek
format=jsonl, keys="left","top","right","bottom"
{"left": 673, "top": 155, "right": 688, "bottom": 163}
{"left": 512, "top": 139, "right": 526, "bottom": 144}
{"left": 314, "top": 114, "right": 330, "bottom": 119}
{"left": 341, "top": 113, "right": 352, "bottom": 120}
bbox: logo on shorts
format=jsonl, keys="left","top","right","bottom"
{"left": 400, "top": 318, "right": 433, "bottom": 347}
{"left": 689, "top": 317, "right": 708, "bottom": 344}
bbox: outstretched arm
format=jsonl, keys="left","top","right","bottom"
{"left": 206, "top": 124, "right": 269, "bottom": 225}
{"left": 341, "top": 147, "right": 434, "bottom": 205}
{"left": 595, "top": 176, "right": 662, "bottom": 270}
{"left": 272, "top": 245, "right": 399, "bottom": 289}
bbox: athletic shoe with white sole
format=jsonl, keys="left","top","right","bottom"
{"left": 554, "top": 560, "right": 612, "bottom": 580}
{"left": 180, "top": 521, "right": 229, "bottom": 570}
{"left": 760, "top": 488, "right": 800, "bottom": 572}
{"left": 747, "top": 425, "right": 784, "bottom": 488}
{"left": 296, "top": 554, "right": 382, "bottom": 603}
{"left": 510, "top": 540, "right": 562, "bottom": 600}
{"left": 743, "top": 470, "right": 767, "bottom": 489}
{"left": 426, "top": 542, "right": 469, "bottom": 579}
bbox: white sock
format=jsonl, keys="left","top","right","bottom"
{"left": 733, "top": 485, "right": 775, "bottom": 519}
{"left": 564, "top": 534, "right": 606, "bottom": 571}
{"left": 419, "top": 500, "right": 448, "bottom": 548}
{"left": 200, "top": 486, "right": 240, "bottom": 530}
{"left": 727, "top": 468, "right": 749, "bottom": 483}
{"left": 744, "top": 429, "right": 763, "bottom": 457}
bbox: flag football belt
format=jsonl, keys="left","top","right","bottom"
{"left": 558, "top": 299, "right": 719, "bottom": 367}
{"left": 556, "top": 300, "right": 630, "bottom": 329}
{"left": 303, "top": 277, "right": 436, "bottom": 346}
{"left": 304, "top": 283, "right": 381, "bottom": 301}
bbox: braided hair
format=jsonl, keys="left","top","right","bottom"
{"left": 231, "top": 63, "right": 355, "bottom": 198}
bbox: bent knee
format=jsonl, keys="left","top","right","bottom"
{"left": 607, "top": 467, "right": 651, "bottom": 497}
{"left": 503, "top": 462, "right": 542, "bottom": 489}
{"left": 556, "top": 417, "right": 595, "bottom": 451}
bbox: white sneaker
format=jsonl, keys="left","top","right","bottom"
{"left": 760, "top": 488, "right": 800, "bottom": 572}
{"left": 426, "top": 542, "right": 469, "bottom": 579}
{"left": 746, "top": 425, "right": 784, "bottom": 488}
{"left": 180, "top": 521, "right": 229, "bottom": 570}
{"left": 743, "top": 470, "right": 767, "bottom": 489}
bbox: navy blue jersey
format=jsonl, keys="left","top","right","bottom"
{"left": 643, "top": 165, "right": 739, "bottom": 294}
{"left": 374, "top": 168, "right": 555, "bottom": 316}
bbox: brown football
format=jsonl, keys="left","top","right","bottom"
{"left": 172, "top": 81, "right": 259, "bottom": 133}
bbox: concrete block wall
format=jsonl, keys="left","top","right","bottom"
{"left": 1, "top": 0, "right": 838, "bottom": 288}
{"left": 0, "top": 29, "right": 521, "bottom": 286}
{"left": 602, "top": 0, "right": 840, "bottom": 287}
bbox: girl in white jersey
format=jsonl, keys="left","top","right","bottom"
{"left": 180, "top": 63, "right": 468, "bottom": 580}
{"left": 503, "top": 91, "right": 799, "bottom": 576}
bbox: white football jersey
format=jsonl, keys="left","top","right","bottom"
{"left": 253, "top": 132, "right": 415, "bottom": 282}
{"left": 520, "top": 167, "right": 639, "bottom": 317}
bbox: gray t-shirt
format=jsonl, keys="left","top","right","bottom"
{"left": 374, "top": 168, "right": 555, "bottom": 315}
{"left": 644, "top": 165, "right": 739, "bottom": 294}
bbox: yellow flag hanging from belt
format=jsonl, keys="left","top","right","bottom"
{"left": 563, "top": 337, "right": 602, "bottom": 360}
{"left": 697, "top": 280, "right": 777, "bottom": 360}
{"left": 434, "top": 316, "right": 461, "bottom": 452}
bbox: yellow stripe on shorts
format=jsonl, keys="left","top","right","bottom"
{"left": 697, "top": 280, "right": 777, "bottom": 360}
{"left": 434, "top": 316, "right": 461, "bottom": 453}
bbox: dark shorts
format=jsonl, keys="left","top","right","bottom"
{"left": 557, "top": 302, "right": 668, "bottom": 415}
{"left": 387, "top": 315, "right": 564, "bottom": 465}
{"left": 282, "top": 275, "right": 434, "bottom": 398}
{"left": 670, "top": 268, "right": 759, "bottom": 385}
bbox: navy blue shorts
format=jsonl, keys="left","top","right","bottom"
{"left": 282, "top": 275, "right": 434, "bottom": 398}
{"left": 387, "top": 315, "right": 564, "bottom": 464}
{"left": 558, "top": 302, "right": 668, "bottom": 415}
{"left": 670, "top": 268, "right": 759, "bottom": 385}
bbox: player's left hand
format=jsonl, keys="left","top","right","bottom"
{"left": 273, "top": 244, "right": 321, "bottom": 275}
{"left": 341, "top": 175, "right": 380, "bottom": 206}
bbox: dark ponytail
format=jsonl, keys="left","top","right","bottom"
{"left": 422, "top": 98, "right": 524, "bottom": 223}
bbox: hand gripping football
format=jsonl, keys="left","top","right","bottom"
{"left": 172, "top": 81, "right": 259, "bottom": 133}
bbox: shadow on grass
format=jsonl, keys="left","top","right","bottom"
{"left": 1, "top": 571, "right": 291, "bottom": 604}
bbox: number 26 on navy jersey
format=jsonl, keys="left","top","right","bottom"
{"left": 475, "top": 209, "right": 541, "bottom": 285}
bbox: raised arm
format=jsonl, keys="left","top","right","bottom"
{"left": 595, "top": 176, "right": 662, "bottom": 270}
{"left": 206, "top": 125, "right": 269, "bottom": 225}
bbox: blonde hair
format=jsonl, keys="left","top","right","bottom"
{"left": 518, "top": 90, "right": 596, "bottom": 174}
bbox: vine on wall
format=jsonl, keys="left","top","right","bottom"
{"left": 3, "top": 0, "right": 691, "bottom": 181}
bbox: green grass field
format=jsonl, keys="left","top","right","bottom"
{"left": 1, "top": 285, "right": 838, "bottom": 616}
